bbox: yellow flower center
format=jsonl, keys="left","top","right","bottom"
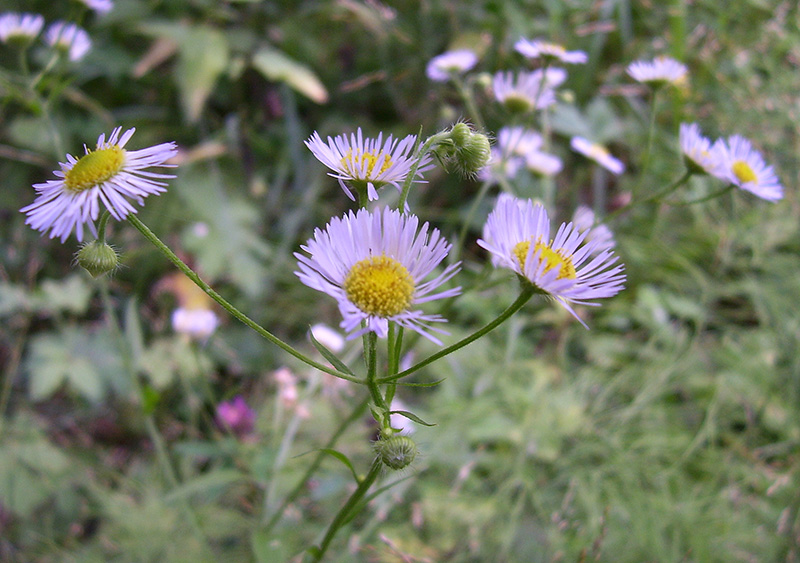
{"left": 343, "top": 255, "right": 414, "bottom": 317}
{"left": 732, "top": 160, "right": 757, "bottom": 184}
{"left": 64, "top": 147, "right": 125, "bottom": 193}
{"left": 513, "top": 239, "right": 576, "bottom": 280}
{"left": 588, "top": 144, "right": 610, "bottom": 160}
{"left": 342, "top": 149, "right": 392, "bottom": 179}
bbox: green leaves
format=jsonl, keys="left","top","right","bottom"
{"left": 251, "top": 47, "right": 328, "bottom": 104}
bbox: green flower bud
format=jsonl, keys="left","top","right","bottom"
{"left": 434, "top": 123, "right": 492, "bottom": 178}
{"left": 374, "top": 435, "right": 417, "bottom": 470}
{"left": 76, "top": 240, "right": 120, "bottom": 277}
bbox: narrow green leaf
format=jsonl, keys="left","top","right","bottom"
{"left": 252, "top": 47, "right": 328, "bottom": 104}
{"left": 318, "top": 448, "right": 360, "bottom": 483}
{"left": 308, "top": 329, "right": 356, "bottom": 377}
{"left": 389, "top": 410, "right": 436, "bottom": 427}
{"left": 163, "top": 469, "right": 245, "bottom": 504}
{"left": 394, "top": 378, "right": 446, "bottom": 388}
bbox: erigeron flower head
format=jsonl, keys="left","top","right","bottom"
{"left": 493, "top": 71, "right": 557, "bottom": 113}
{"left": 627, "top": 56, "right": 688, "bottom": 88}
{"left": 305, "top": 128, "right": 431, "bottom": 202}
{"left": 679, "top": 123, "right": 725, "bottom": 176}
{"left": 426, "top": 49, "right": 478, "bottom": 82}
{"left": 45, "top": 21, "right": 91, "bottom": 62}
{"left": 75, "top": 0, "right": 114, "bottom": 14}
{"left": 0, "top": 12, "right": 44, "bottom": 45}
{"left": 172, "top": 307, "right": 219, "bottom": 340}
{"left": 716, "top": 135, "right": 783, "bottom": 201}
{"left": 497, "top": 126, "right": 543, "bottom": 158}
{"left": 478, "top": 194, "right": 625, "bottom": 327}
{"left": 514, "top": 37, "right": 588, "bottom": 64}
{"left": 526, "top": 150, "right": 563, "bottom": 177}
{"left": 570, "top": 136, "right": 625, "bottom": 175}
{"left": 21, "top": 127, "right": 178, "bottom": 242}
{"left": 478, "top": 147, "right": 523, "bottom": 184}
{"left": 295, "top": 207, "right": 461, "bottom": 344}
{"left": 572, "top": 205, "right": 615, "bottom": 253}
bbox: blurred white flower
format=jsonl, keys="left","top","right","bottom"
{"left": 426, "top": 49, "right": 478, "bottom": 82}
{"left": 570, "top": 136, "right": 625, "bottom": 175}
{"left": 716, "top": 135, "right": 783, "bottom": 201}
{"left": 679, "top": 123, "right": 725, "bottom": 176}
{"left": 310, "top": 323, "right": 345, "bottom": 353}
{"left": 172, "top": 307, "right": 219, "bottom": 340}
{"left": 627, "top": 56, "right": 687, "bottom": 87}
{"left": 45, "top": 21, "right": 91, "bottom": 61}
{"left": 0, "top": 12, "right": 44, "bottom": 44}
{"left": 514, "top": 38, "right": 587, "bottom": 64}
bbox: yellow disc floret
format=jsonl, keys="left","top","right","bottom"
{"left": 513, "top": 238, "right": 576, "bottom": 280}
{"left": 732, "top": 160, "right": 757, "bottom": 184}
{"left": 342, "top": 149, "right": 392, "bottom": 179}
{"left": 344, "top": 255, "right": 414, "bottom": 317}
{"left": 65, "top": 147, "right": 125, "bottom": 193}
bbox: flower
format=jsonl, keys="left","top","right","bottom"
{"left": 305, "top": 128, "right": 431, "bottom": 201}
{"left": 514, "top": 37, "right": 587, "bottom": 64}
{"left": 44, "top": 21, "right": 91, "bottom": 62}
{"left": 716, "top": 135, "right": 783, "bottom": 201}
{"left": 679, "top": 123, "right": 725, "bottom": 176}
{"left": 570, "top": 136, "right": 625, "bottom": 175}
{"left": 426, "top": 49, "right": 478, "bottom": 82}
{"left": 172, "top": 307, "right": 219, "bottom": 340}
{"left": 0, "top": 12, "right": 44, "bottom": 44}
{"left": 76, "top": 0, "right": 114, "bottom": 14}
{"left": 497, "top": 126, "right": 543, "bottom": 158}
{"left": 310, "top": 323, "right": 345, "bottom": 353}
{"left": 478, "top": 195, "right": 625, "bottom": 327}
{"left": 525, "top": 150, "right": 563, "bottom": 177}
{"left": 216, "top": 396, "right": 257, "bottom": 439}
{"left": 21, "top": 127, "right": 178, "bottom": 242}
{"left": 627, "top": 56, "right": 687, "bottom": 87}
{"left": 572, "top": 205, "right": 615, "bottom": 253}
{"left": 493, "top": 71, "right": 557, "bottom": 113}
{"left": 478, "top": 147, "right": 523, "bottom": 184}
{"left": 295, "top": 207, "right": 461, "bottom": 344}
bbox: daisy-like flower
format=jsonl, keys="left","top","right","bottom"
{"left": 478, "top": 147, "right": 523, "bottom": 184}
{"left": 305, "top": 128, "right": 431, "bottom": 201}
{"left": 0, "top": 12, "right": 44, "bottom": 44}
{"left": 478, "top": 195, "right": 625, "bottom": 327}
{"left": 493, "top": 70, "right": 557, "bottom": 113}
{"left": 570, "top": 136, "right": 625, "bottom": 175}
{"left": 716, "top": 135, "right": 783, "bottom": 201}
{"left": 295, "top": 207, "right": 461, "bottom": 344}
{"left": 497, "top": 126, "right": 543, "bottom": 158}
{"left": 21, "top": 127, "right": 178, "bottom": 242}
{"left": 525, "top": 150, "right": 563, "bottom": 177}
{"left": 426, "top": 49, "right": 478, "bottom": 82}
{"left": 172, "top": 307, "right": 220, "bottom": 341}
{"left": 75, "top": 0, "right": 114, "bottom": 14}
{"left": 45, "top": 21, "right": 91, "bottom": 62}
{"left": 572, "top": 205, "right": 615, "bottom": 253}
{"left": 679, "top": 123, "right": 725, "bottom": 176}
{"left": 514, "top": 37, "right": 588, "bottom": 64}
{"left": 627, "top": 56, "right": 687, "bottom": 87}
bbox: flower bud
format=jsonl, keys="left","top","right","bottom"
{"left": 75, "top": 240, "right": 120, "bottom": 277}
{"left": 435, "top": 123, "right": 492, "bottom": 178}
{"left": 374, "top": 435, "right": 417, "bottom": 470}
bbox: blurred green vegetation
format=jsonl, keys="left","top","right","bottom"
{"left": 1, "top": 0, "right": 799, "bottom": 561}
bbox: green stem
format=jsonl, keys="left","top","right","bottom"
{"left": 663, "top": 183, "right": 735, "bottom": 205}
{"left": 633, "top": 88, "right": 660, "bottom": 202}
{"left": 398, "top": 132, "right": 449, "bottom": 211}
{"left": 96, "top": 210, "right": 111, "bottom": 243}
{"left": 127, "top": 214, "right": 362, "bottom": 385}
{"left": 377, "top": 286, "right": 535, "bottom": 384}
{"left": 309, "top": 458, "right": 383, "bottom": 562}
{"left": 605, "top": 169, "right": 692, "bottom": 223}
{"left": 262, "top": 396, "right": 370, "bottom": 531}
{"left": 365, "top": 332, "right": 388, "bottom": 425}
{"left": 451, "top": 75, "right": 485, "bottom": 131}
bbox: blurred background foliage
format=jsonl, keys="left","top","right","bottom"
{"left": 1, "top": 0, "right": 799, "bottom": 561}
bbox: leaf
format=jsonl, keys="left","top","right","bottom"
{"left": 308, "top": 328, "right": 356, "bottom": 376}
{"left": 389, "top": 410, "right": 436, "bottom": 427}
{"left": 318, "top": 448, "right": 360, "bottom": 483}
{"left": 395, "top": 378, "right": 446, "bottom": 388}
{"left": 252, "top": 47, "right": 328, "bottom": 104}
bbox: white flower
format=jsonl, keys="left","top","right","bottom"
{"left": 295, "top": 207, "right": 461, "bottom": 344}
{"left": 426, "top": 49, "right": 478, "bottom": 82}
{"left": 76, "top": 0, "right": 114, "bottom": 14}
{"left": 514, "top": 38, "right": 587, "bottom": 64}
{"left": 497, "top": 126, "right": 543, "bottom": 158}
{"left": 627, "top": 56, "right": 687, "bottom": 87}
{"left": 0, "top": 12, "right": 44, "bottom": 44}
{"left": 45, "top": 21, "right": 91, "bottom": 62}
{"left": 716, "top": 135, "right": 783, "bottom": 201}
{"left": 305, "top": 128, "right": 431, "bottom": 201}
{"left": 172, "top": 307, "right": 219, "bottom": 340}
{"left": 679, "top": 123, "right": 725, "bottom": 176}
{"left": 570, "top": 136, "right": 625, "bottom": 175}
{"left": 572, "top": 205, "right": 615, "bottom": 253}
{"left": 493, "top": 71, "right": 557, "bottom": 113}
{"left": 21, "top": 127, "right": 178, "bottom": 242}
{"left": 478, "top": 194, "right": 625, "bottom": 327}
{"left": 525, "top": 150, "right": 563, "bottom": 177}
{"left": 310, "top": 323, "right": 345, "bottom": 353}
{"left": 478, "top": 147, "right": 523, "bottom": 184}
